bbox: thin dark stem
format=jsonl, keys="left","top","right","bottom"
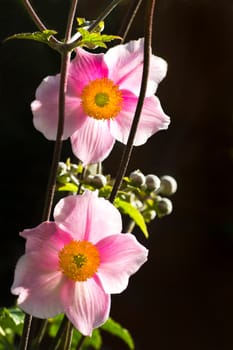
{"left": 42, "top": 50, "right": 71, "bottom": 221}
{"left": 67, "top": 0, "right": 123, "bottom": 49}
{"left": 109, "top": 0, "right": 156, "bottom": 203}
{"left": 22, "top": 0, "right": 59, "bottom": 44}
{"left": 64, "top": 0, "right": 79, "bottom": 42}
{"left": 48, "top": 316, "right": 69, "bottom": 350}
{"left": 19, "top": 0, "right": 78, "bottom": 348}
{"left": 117, "top": 0, "right": 143, "bottom": 42}
{"left": 59, "top": 321, "right": 73, "bottom": 350}
{"left": 18, "top": 314, "right": 32, "bottom": 350}
{"left": 76, "top": 335, "right": 85, "bottom": 350}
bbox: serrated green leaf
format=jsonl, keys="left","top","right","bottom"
{"left": 5, "top": 30, "right": 57, "bottom": 45}
{"left": 101, "top": 318, "right": 134, "bottom": 350}
{"left": 78, "top": 28, "right": 121, "bottom": 49}
{"left": 57, "top": 182, "right": 78, "bottom": 193}
{"left": 114, "top": 198, "right": 149, "bottom": 238}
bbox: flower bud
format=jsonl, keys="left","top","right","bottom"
{"left": 92, "top": 174, "right": 107, "bottom": 188}
{"left": 159, "top": 175, "right": 177, "bottom": 196}
{"left": 129, "top": 170, "right": 145, "bottom": 187}
{"left": 143, "top": 210, "right": 157, "bottom": 222}
{"left": 156, "top": 198, "right": 173, "bottom": 217}
{"left": 145, "top": 174, "right": 161, "bottom": 191}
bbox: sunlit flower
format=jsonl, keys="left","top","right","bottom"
{"left": 11, "top": 191, "right": 148, "bottom": 336}
{"left": 31, "top": 38, "right": 170, "bottom": 165}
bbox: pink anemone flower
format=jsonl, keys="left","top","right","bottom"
{"left": 31, "top": 38, "right": 170, "bottom": 165}
{"left": 11, "top": 191, "right": 148, "bottom": 336}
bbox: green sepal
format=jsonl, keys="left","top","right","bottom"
{"left": 101, "top": 317, "right": 134, "bottom": 350}
{"left": 114, "top": 198, "right": 149, "bottom": 238}
{"left": 5, "top": 30, "right": 57, "bottom": 46}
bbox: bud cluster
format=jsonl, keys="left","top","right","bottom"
{"left": 127, "top": 170, "right": 177, "bottom": 221}
{"left": 56, "top": 160, "right": 177, "bottom": 231}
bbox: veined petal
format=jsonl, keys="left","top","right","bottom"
{"left": 54, "top": 191, "right": 122, "bottom": 243}
{"left": 21, "top": 222, "right": 72, "bottom": 256}
{"left": 68, "top": 48, "right": 109, "bottom": 94}
{"left": 11, "top": 253, "right": 64, "bottom": 318}
{"left": 62, "top": 276, "right": 110, "bottom": 336}
{"left": 96, "top": 234, "right": 148, "bottom": 294}
{"left": 110, "top": 91, "right": 170, "bottom": 145}
{"left": 70, "top": 117, "right": 115, "bottom": 165}
{"left": 105, "top": 38, "right": 167, "bottom": 96}
{"left": 31, "top": 75, "right": 86, "bottom": 140}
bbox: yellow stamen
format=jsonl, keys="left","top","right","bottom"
{"left": 81, "top": 78, "right": 123, "bottom": 120}
{"left": 58, "top": 240, "right": 100, "bottom": 281}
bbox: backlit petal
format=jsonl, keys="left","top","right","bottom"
{"left": 105, "top": 38, "right": 167, "bottom": 96}
{"left": 31, "top": 75, "right": 86, "bottom": 140}
{"left": 110, "top": 90, "right": 170, "bottom": 145}
{"left": 68, "top": 48, "right": 109, "bottom": 94}
{"left": 70, "top": 117, "right": 115, "bottom": 165}
{"left": 54, "top": 191, "right": 122, "bottom": 243}
{"left": 62, "top": 276, "right": 110, "bottom": 336}
{"left": 11, "top": 253, "right": 64, "bottom": 318}
{"left": 96, "top": 234, "right": 148, "bottom": 293}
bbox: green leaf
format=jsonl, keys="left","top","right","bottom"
{"left": 78, "top": 28, "right": 121, "bottom": 49}
{"left": 81, "top": 329, "right": 102, "bottom": 350}
{"left": 114, "top": 198, "right": 149, "bottom": 238}
{"left": 5, "top": 30, "right": 57, "bottom": 45}
{"left": 57, "top": 182, "right": 78, "bottom": 193}
{"left": 101, "top": 317, "right": 134, "bottom": 350}
{"left": 0, "top": 307, "right": 24, "bottom": 336}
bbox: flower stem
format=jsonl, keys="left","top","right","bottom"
{"left": 22, "top": 0, "right": 59, "bottom": 44}
{"left": 109, "top": 0, "right": 156, "bottom": 203}
{"left": 19, "top": 1, "right": 78, "bottom": 349}
{"left": 67, "top": 0, "right": 124, "bottom": 49}
{"left": 118, "top": 0, "right": 143, "bottom": 42}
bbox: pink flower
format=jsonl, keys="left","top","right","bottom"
{"left": 31, "top": 38, "right": 170, "bottom": 165}
{"left": 11, "top": 191, "right": 148, "bottom": 336}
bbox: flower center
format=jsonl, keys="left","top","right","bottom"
{"left": 81, "top": 78, "right": 123, "bottom": 120}
{"left": 58, "top": 240, "right": 100, "bottom": 281}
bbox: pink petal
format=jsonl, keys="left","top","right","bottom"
{"left": 70, "top": 117, "right": 115, "bottom": 165}
{"left": 68, "top": 48, "right": 109, "bottom": 94}
{"left": 96, "top": 233, "right": 148, "bottom": 294}
{"left": 54, "top": 191, "right": 122, "bottom": 243}
{"left": 62, "top": 276, "right": 110, "bottom": 336}
{"left": 105, "top": 38, "right": 167, "bottom": 96}
{"left": 21, "top": 222, "right": 72, "bottom": 255}
{"left": 31, "top": 75, "right": 86, "bottom": 140}
{"left": 109, "top": 90, "right": 170, "bottom": 145}
{"left": 11, "top": 253, "right": 64, "bottom": 318}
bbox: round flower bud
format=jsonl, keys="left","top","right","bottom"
{"left": 159, "top": 175, "right": 177, "bottom": 196}
{"left": 156, "top": 198, "right": 173, "bottom": 217}
{"left": 129, "top": 170, "right": 145, "bottom": 187}
{"left": 145, "top": 174, "right": 161, "bottom": 191}
{"left": 92, "top": 174, "right": 107, "bottom": 188}
{"left": 143, "top": 210, "right": 157, "bottom": 222}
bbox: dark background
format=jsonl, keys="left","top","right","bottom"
{"left": 0, "top": 0, "right": 233, "bottom": 349}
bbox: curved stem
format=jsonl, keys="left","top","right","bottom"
{"left": 109, "top": 0, "right": 156, "bottom": 203}
{"left": 19, "top": 1, "right": 79, "bottom": 349}
{"left": 117, "top": 0, "right": 143, "bottom": 42}
{"left": 22, "top": 0, "right": 59, "bottom": 44}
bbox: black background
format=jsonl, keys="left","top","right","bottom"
{"left": 0, "top": 1, "right": 233, "bottom": 349}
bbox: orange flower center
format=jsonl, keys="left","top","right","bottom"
{"left": 58, "top": 240, "right": 100, "bottom": 281}
{"left": 81, "top": 78, "right": 123, "bottom": 120}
